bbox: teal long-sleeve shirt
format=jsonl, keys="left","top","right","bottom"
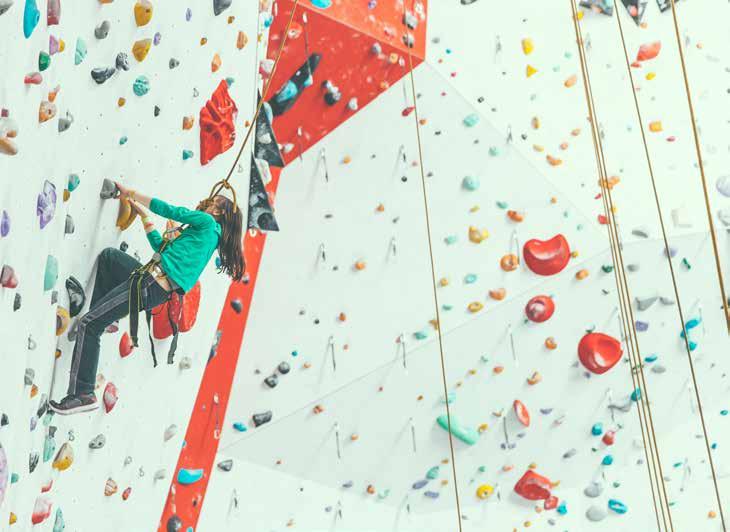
{"left": 146, "top": 198, "right": 221, "bottom": 293}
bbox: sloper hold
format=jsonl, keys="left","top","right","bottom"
{"left": 23, "top": 0, "right": 40, "bottom": 38}
{"left": 247, "top": 155, "right": 279, "bottom": 232}
{"left": 200, "top": 80, "right": 238, "bottom": 165}
{"left": 177, "top": 468, "right": 204, "bottom": 485}
{"left": 436, "top": 414, "right": 479, "bottom": 445}
{"left": 134, "top": 0, "right": 152, "bottom": 26}
{"left": 0, "top": 1, "right": 13, "bottom": 16}
{"left": 213, "top": 0, "right": 231, "bottom": 15}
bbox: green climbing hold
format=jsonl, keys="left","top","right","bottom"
{"left": 414, "top": 330, "right": 428, "bottom": 340}
{"left": 67, "top": 174, "right": 80, "bottom": 192}
{"left": 182, "top": 150, "right": 193, "bottom": 160}
{"left": 681, "top": 258, "right": 691, "bottom": 270}
{"left": 601, "top": 265, "right": 614, "bottom": 273}
{"left": 444, "top": 235, "right": 457, "bottom": 245}
{"left": 426, "top": 466, "right": 440, "bottom": 480}
{"left": 441, "top": 304, "right": 453, "bottom": 311}
{"left": 496, "top": 201, "right": 508, "bottom": 209}
{"left": 44, "top": 255, "right": 58, "bottom": 291}
{"left": 488, "top": 146, "right": 499, "bottom": 156}
{"left": 436, "top": 414, "right": 479, "bottom": 445}
{"left": 74, "top": 38, "right": 87, "bottom": 65}
{"left": 39, "top": 51, "right": 50, "bottom": 71}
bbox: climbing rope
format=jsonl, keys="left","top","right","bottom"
{"left": 569, "top": 2, "right": 672, "bottom": 530}
{"left": 205, "top": 0, "right": 301, "bottom": 210}
{"left": 405, "top": 3, "right": 464, "bottom": 530}
{"left": 612, "top": 1, "right": 728, "bottom": 528}
{"left": 666, "top": 0, "right": 730, "bottom": 335}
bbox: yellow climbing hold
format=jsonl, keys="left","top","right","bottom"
{"left": 477, "top": 423, "right": 489, "bottom": 433}
{"left": 56, "top": 307, "right": 70, "bottom": 336}
{"left": 468, "top": 226, "right": 489, "bottom": 243}
{"left": 521, "top": 38, "right": 534, "bottom": 55}
{"left": 646, "top": 72, "right": 656, "bottom": 80}
{"left": 132, "top": 39, "right": 152, "bottom": 62}
{"left": 439, "top": 277, "right": 449, "bottom": 287}
{"left": 468, "top": 301, "right": 484, "bottom": 313}
{"left": 533, "top": 144, "right": 544, "bottom": 152}
{"left": 134, "top": 0, "right": 153, "bottom": 26}
{"left": 649, "top": 121, "right": 663, "bottom": 132}
{"left": 9, "top": 512, "right": 17, "bottom": 525}
{"left": 476, "top": 484, "right": 494, "bottom": 499}
{"left": 526, "top": 65, "right": 538, "bottom": 78}
{"left": 52, "top": 442, "right": 74, "bottom": 471}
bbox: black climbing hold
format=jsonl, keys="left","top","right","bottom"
{"left": 115, "top": 52, "right": 130, "bottom": 71}
{"left": 264, "top": 374, "right": 278, "bottom": 388}
{"left": 119, "top": 241, "right": 128, "bottom": 252}
{"left": 217, "top": 459, "right": 233, "bottom": 472}
{"left": 95, "top": 20, "right": 111, "bottom": 39}
{"left": 29, "top": 451, "right": 39, "bottom": 473}
{"left": 247, "top": 155, "right": 279, "bottom": 232}
{"left": 252, "top": 410, "right": 272, "bottom": 427}
{"left": 166, "top": 515, "right": 183, "bottom": 532}
{"left": 169, "top": 58, "right": 179, "bottom": 69}
{"left": 66, "top": 276, "right": 85, "bottom": 317}
{"left": 36, "top": 394, "right": 48, "bottom": 417}
{"left": 13, "top": 293, "right": 21, "bottom": 311}
{"left": 324, "top": 89, "right": 341, "bottom": 106}
{"left": 90, "top": 67, "right": 116, "bottom": 84}
{"left": 230, "top": 299, "right": 242, "bottom": 313}
{"left": 64, "top": 214, "right": 74, "bottom": 234}
{"left": 277, "top": 361, "right": 290, "bottom": 374}
{"left": 213, "top": 0, "right": 232, "bottom": 16}
{"left": 89, "top": 434, "right": 106, "bottom": 449}
{"left": 1, "top": 413, "right": 8, "bottom": 426}
{"left": 154, "top": 105, "right": 161, "bottom": 117}
{"left": 253, "top": 95, "right": 284, "bottom": 167}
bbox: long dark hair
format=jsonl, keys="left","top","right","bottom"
{"left": 201, "top": 195, "right": 245, "bottom": 281}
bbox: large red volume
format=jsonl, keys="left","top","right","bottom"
{"left": 199, "top": 80, "right": 238, "bottom": 165}
{"left": 523, "top": 234, "right": 571, "bottom": 276}
{"left": 578, "top": 332, "right": 623, "bottom": 374}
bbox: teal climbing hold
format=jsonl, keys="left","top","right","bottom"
{"left": 133, "top": 75, "right": 150, "bottom": 96}
{"left": 42, "top": 434, "right": 56, "bottom": 462}
{"left": 463, "top": 114, "right": 479, "bottom": 127}
{"left": 488, "top": 146, "right": 499, "bottom": 156}
{"left": 557, "top": 502, "right": 568, "bottom": 515}
{"left": 477, "top": 465, "right": 486, "bottom": 473}
{"left": 441, "top": 304, "right": 453, "bottom": 311}
{"left": 53, "top": 508, "right": 65, "bottom": 532}
{"left": 462, "top": 176, "right": 480, "bottom": 191}
{"left": 225, "top": 77, "right": 234, "bottom": 86}
{"left": 426, "top": 466, "right": 439, "bottom": 480}
{"left": 444, "top": 235, "right": 457, "bottom": 245}
{"left": 601, "top": 264, "right": 614, "bottom": 273}
{"left": 310, "top": 0, "right": 332, "bottom": 8}
{"left": 644, "top": 354, "right": 657, "bottom": 363}
{"left": 11, "top": 472, "right": 19, "bottom": 483}
{"left": 23, "top": 0, "right": 40, "bottom": 38}
{"left": 441, "top": 392, "right": 455, "bottom": 405}
{"left": 119, "top": 136, "right": 128, "bottom": 145}
{"left": 464, "top": 273, "right": 477, "bottom": 284}
{"left": 631, "top": 388, "right": 641, "bottom": 402}
{"left": 44, "top": 255, "right": 58, "bottom": 291}
{"left": 182, "top": 150, "right": 194, "bottom": 160}
{"left": 602, "top": 455, "right": 614, "bottom": 466}
{"left": 591, "top": 423, "right": 603, "bottom": 436}
{"left": 232, "top": 422, "right": 246, "bottom": 432}
{"left": 414, "top": 330, "right": 428, "bottom": 340}
{"left": 496, "top": 201, "right": 508, "bottom": 209}
{"left": 608, "top": 499, "right": 627, "bottom": 514}
{"left": 436, "top": 415, "right": 479, "bottom": 445}
{"left": 721, "top": 410, "right": 728, "bottom": 416}
{"left": 74, "top": 38, "right": 87, "bottom": 65}
{"left": 67, "top": 174, "right": 80, "bottom": 192}
{"left": 177, "top": 468, "right": 204, "bottom": 485}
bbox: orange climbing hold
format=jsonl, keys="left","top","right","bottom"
{"left": 500, "top": 254, "right": 519, "bottom": 271}
{"left": 575, "top": 269, "right": 589, "bottom": 280}
{"left": 132, "top": 39, "right": 152, "bottom": 62}
{"left": 236, "top": 31, "right": 248, "bottom": 49}
{"left": 546, "top": 155, "right": 562, "bottom": 166}
{"left": 134, "top": 0, "right": 153, "bottom": 27}
{"left": 211, "top": 53, "right": 222, "bottom": 72}
{"left": 564, "top": 75, "right": 577, "bottom": 88}
{"left": 507, "top": 210, "right": 524, "bottom": 222}
{"left": 354, "top": 261, "right": 366, "bottom": 271}
{"left": 39, "top": 101, "right": 57, "bottom": 123}
{"left": 544, "top": 337, "right": 557, "bottom": 350}
{"left": 636, "top": 41, "right": 661, "bottom": 62}
{"left": 489, "top": 288, "right": 506, "bottom": 301}
{"left": 182, "top": 116, "right": 194, "bottom": 130}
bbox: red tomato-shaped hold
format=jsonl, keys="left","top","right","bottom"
{"left": 523, "top": 235, "right": 571, "bottom": 276}
{"left": 578, "top": 332, "right": 622, "bottom": 374}
{"left": 513, "top": 399, "right": 530, "bottom": 427}
{"left": 602, "top": 430, "right": 616, "bottom": 446}
{"left": 514, "top": 470, "right": 552, "bottom": 501}
{"left": 119, "top": 332, "right": 134, "bottom": 358}
{"left": 544, "top": 495, "right": 559, "bottom": 510}
{"left": 525, "top": 295, "right": 555, "bottom": 323}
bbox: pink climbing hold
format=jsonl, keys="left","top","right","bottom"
{"left": 47, "top": 0, "right": 60, "bottom": 25}
{"left": 525, "top": 295, "right": 555, "bottom": 323}
{"left": 544, "top": 495, "right": 559, "bottom": 510}
{"left": 402, "top": 106, "right": 415, "bottom": 117}
{"left": 199, "top": 80, "right": 238, "bottom": 165}
{"left": 523, "top": 235, "right": 571, "bottom": 276}
{"left": 1, "top": 265, "right": 18, "bottom": 288}
{"left": 119, "top": 332, "right": 134, "bottom": 358}
{"left": 24, "top": 72, "right": 43, "bottom": 85}
{"left": 103, "top": 382, "right": 118, "bottom": 413}
{"left": 578, "top": 332, "right": 622, "bottom": 375}
{"left": 513, "top": 399, "right": 530, "bottom": 427}
{"left": 31, "top": 496, "right": 52, "bottom": 524}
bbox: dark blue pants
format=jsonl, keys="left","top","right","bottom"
{"left": 68, "top": 248, "right": 168, "bottom": 395}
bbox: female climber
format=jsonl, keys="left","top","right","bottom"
{"left": 50, "top": 182, "right": 244, "bottom": 415}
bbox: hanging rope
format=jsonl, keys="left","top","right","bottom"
{"left": 613, "top": 1, "right": 728, "bottom": 528}
{"left": 206, "top": 0, "right": 301, "bottom": 210}
{"left": 666, "top": 0, "right": 730, "bottom": 334}
{"left": 570, "top": 2, "right": 673, "bottom": 530}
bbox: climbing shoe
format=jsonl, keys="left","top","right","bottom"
{"left": 66, "top": 276, "right": 86, "bottom": 317}
{"left": 49, "top": 393, "right": 99, "bottom": 415}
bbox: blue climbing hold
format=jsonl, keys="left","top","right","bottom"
{"left": 424, "top": 490, "right": 439, "bottom": 499}
{"left": 177, "top": 468, "right": 204, "bottom": 485}
{"left": 557, "top": 501, "right": 568, "bottom": 515}
{"left": 310, "top": 0, "right": 332, "bottom": 8}
{"left": 275, "top": 81, "right": 298, "bottom": 103}
{"left": 608, "top": 499, "right": 628, "bottom": 514}
{"left": 602, "top": 455, "right": 614, "bottom": 466}
{"left": 232, "top": 422, "right": 247, "bottom": 432}
{"left": 591, "top": 423, "right": 603, "bottom": 436}
{"left": 133, "top": 75, "right": 150, "bottom": 96}
{"left": 412, "top": 479, "right": 428, "bottom": 489}
{"left": 23, "top": 0, "right": 40, "bottom": 38}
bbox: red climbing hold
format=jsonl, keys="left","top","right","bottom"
{"left": 200, "top": 80, "right": 238, "bottom": 165}
{"left": 402, "top": 106, "right": 415, "bottom": 117}
{"left": 544, "top": 495, "right": 559, "bottom": 510}
{"left": 513, "top": 399, "right": 530, "bottom": 427}
{"left": 525, "top": 295, "right": 555, "bottom": 323}
{"left": 578, "top": 332, "right": 622, "bottom": 374}
{"left": 513, "top": 470, "right": 552, "bottom": 501}
{"left": 153, "top": 281, "right": 201, "bottom": 339}
{"left": 636, "top": 41, "right": 661, "bottom": 62}
{"left": 602, "top": 430, "right": 616, "bottom": 446}
{"left": 119, "top": 332, "right": 134, "bottom": 358}
{"left": 1, "top": 265, "right": 18, "bottom": 288}
{"left": 523, "top": 235, "right": 571, "bottom": 276}
{"left": 103, "top": 382, "right": 118, "bottom": 413}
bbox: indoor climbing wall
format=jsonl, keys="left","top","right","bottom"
{"left": 3, "top": 0, "right": 730, "bottom": 531}
{"left": 0, "top": 0, "right": 265, "bottom": 529}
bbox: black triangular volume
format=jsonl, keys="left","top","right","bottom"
{"left": 247, "top": 155, "right": 280, "bottom": 232}
{"left": 655, "top": 0, "right": 678, "bottom": 12}
{"left": 267, "top": 53, "right": 322, "bottom": 117}
{"left": 621, "top": 0, "right": 647, "bottom": 24}
{"left": 254, "top": 92, "right": 285, "bottom": 168}
{"left": 579, "top": 0, "right": 614, "bottom": 15}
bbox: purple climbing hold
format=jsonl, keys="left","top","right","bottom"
{"left": 424, "top": 490, "right": 440, "bottom": 499}
{"left": 153, "top": 32, "right": 161, "bottom": 45}
{"left": 1, "top": 210, "right": 9, "bottom": 237}
{"left": 36, "top": 180, "right": 56, "bottom": 229}
{"left": 635, "top": 321, "right": 649, "bottom": 332}
{"left": 185, "top": 7, "right": 192, "bottom": 20}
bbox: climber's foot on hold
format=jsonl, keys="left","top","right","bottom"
{"left": 49, "top": 393, "right": 99, "bottom": 415}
